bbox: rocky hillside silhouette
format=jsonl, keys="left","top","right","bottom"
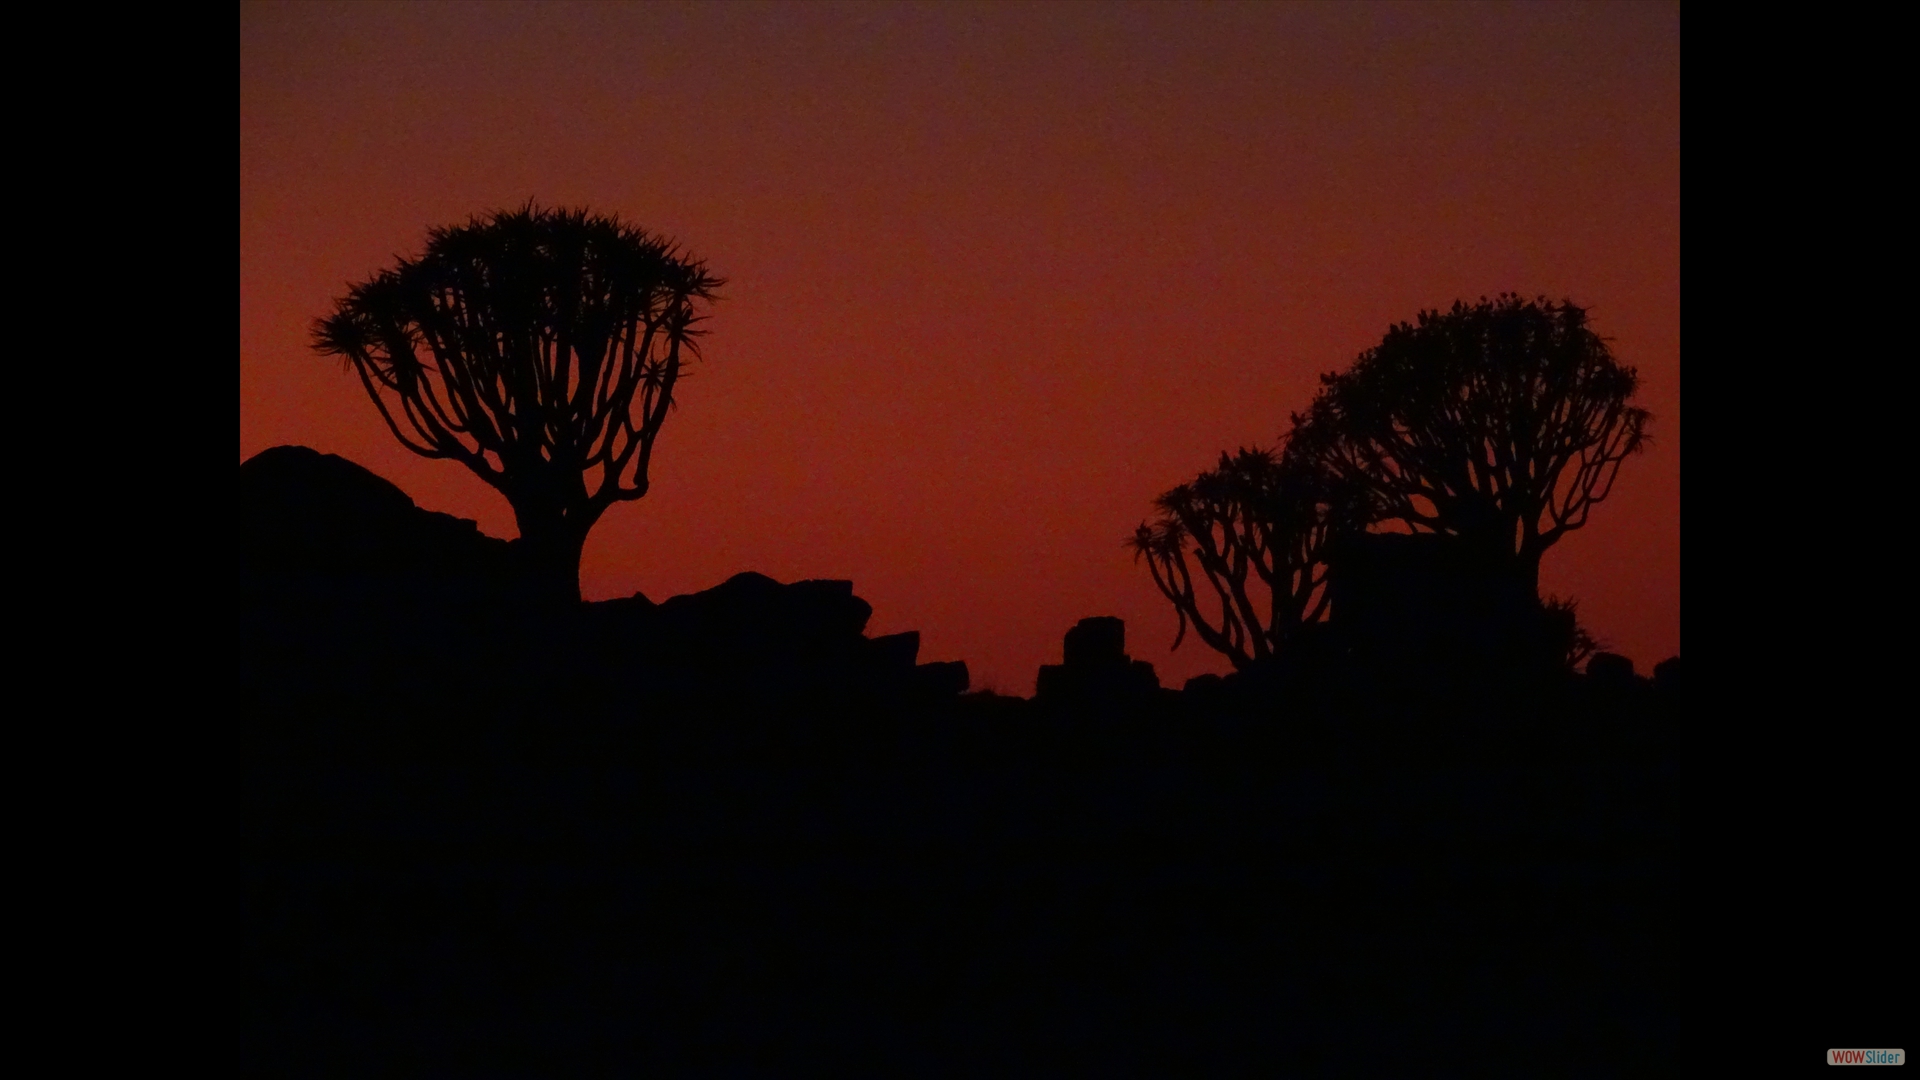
{"left": 241, "top": 447, "right": 1680, "bottom": 1074}
{"left": 242, "top": 445, "right": 970, "bottom": 714}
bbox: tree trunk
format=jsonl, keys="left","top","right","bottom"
{"left": 511, "top": 505, "right": 591, "bottom": 607}
{"left": 1514, "top": 546, "right": 1543, "bottom": 604}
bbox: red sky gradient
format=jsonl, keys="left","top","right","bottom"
{"left": 241, "top": 2, "right": 1679, "bottom": 693}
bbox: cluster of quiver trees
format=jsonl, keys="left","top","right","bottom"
{"left": 307, "top": 205, "right": 1649, "bottom": 674}
{"left": 1133, "top": 295, "right": 1648, "bottom": 671}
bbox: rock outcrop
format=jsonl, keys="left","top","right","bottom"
{"left": 1034, "top": 615, "right": 1161, "bottom": 707}
{"left": 240, "top": 445, "right": 967, "bottom": 709}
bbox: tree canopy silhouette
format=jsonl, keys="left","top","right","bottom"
{"left": 1131, "top": 446, "right": 1367, "bottom": 670}
{"left": 313, "top": 204, "right": 722, "bottom": 603}
{"left": 1287, "top": 295, "right": 1647, "bottom": 593}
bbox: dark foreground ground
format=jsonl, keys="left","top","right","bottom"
{"left": 241, "top": 666, "right": 1677, "bottom": 1076}
{"left": 239, "top": 445, "right": 1678, "bottom": 1075}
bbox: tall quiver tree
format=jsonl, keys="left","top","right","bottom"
{"left": 313, "top": 205, "right": 723, "bottom": 604}
{"left": 1288, "top": 295, "right": 1649, "bottom": 597}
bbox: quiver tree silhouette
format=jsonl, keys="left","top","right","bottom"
{"left": 312, "top": 204, "right": 723, "bottom": 604}
{"left": 1131, "top": 446, "right": 1367, "bottom": 670}
{"left": 1288, "top": 295, "right": 1649, "bottom": 595}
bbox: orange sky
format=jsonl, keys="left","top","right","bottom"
{"left": 240, "top": 2, "right": 1679, "bottom": 692}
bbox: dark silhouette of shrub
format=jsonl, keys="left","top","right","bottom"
{"left": 312, "top": 204, "right": 723, "bottom": 604}
{"left": 1542, "top": 595, "right": 1602, "bottom": 671}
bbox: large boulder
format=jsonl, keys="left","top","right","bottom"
{"left": 1651, "top": 656, "right": 1681, "bottom": 694}
{"left": 1586, "top": 652, "right": 1637, "bottom": 687}
{"left": 240, "top": 444, "right": 520, "bottom": 600}
{"left": 241, "top": 446, "right": 970, "bottom": 709}
{"left": 586, "top": 573, "right": 966, "bottom": 701}
{"left": 1323, "top": 532, "right": 1561, "bottom": 676}
{"left": 1035, "top": 616, "right": 1160, "bottom": 706}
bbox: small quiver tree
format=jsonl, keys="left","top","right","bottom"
{"left": 1131, "top": 446, "right": 1369, "bottom": 671}
{"left": 313, "top": 204, "right": 723, "bottom": 604}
